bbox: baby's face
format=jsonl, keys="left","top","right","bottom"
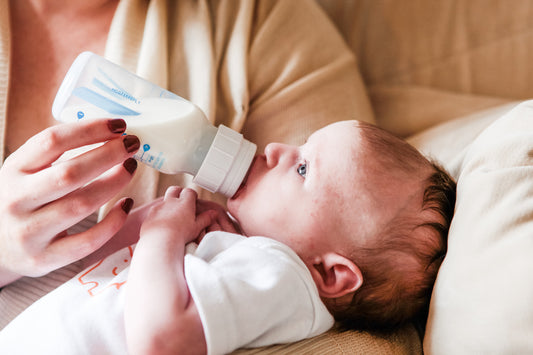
{"left": 227, "top": 120, "right": 421, "bottom": 263}
{"left": 229, "top": 121, "right": 365, "bottom": 260}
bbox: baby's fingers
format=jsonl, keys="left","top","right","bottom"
{"left": 206, "top": 222, "right": 222, "bottom": 233}
{"left": 196, "top": 210, "right": 218, "bottom": 233}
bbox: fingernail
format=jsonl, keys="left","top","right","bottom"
{"left": 123, "top": 158, "right": 137, "bottom": 175}
{"left": 121, "top": 198, "right": 134, "bottom": 214}
{"left": 123, "top": 135, "right": 140, "bottom": 153}
{"left": 108, "top": 119, "right": 126, "bottom": 134}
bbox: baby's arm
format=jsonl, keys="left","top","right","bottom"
{"left": 125, "top": 187, "right": 216, "bottom": 355}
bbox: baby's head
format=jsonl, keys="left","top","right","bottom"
{"left": 227, "top": 120, "right": 456, "bottom": 331}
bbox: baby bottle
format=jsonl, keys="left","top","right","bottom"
{"left": 52, "top": 52, "right": 256, "bottom": 197}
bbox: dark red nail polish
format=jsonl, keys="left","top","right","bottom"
{"left": 123, "top": 158, "right": 137, "bottom": 175}
{"left": 123, "top": 135, "right": 140, "bottom": 153}
{"left": 121, "top": 198, "right": 134, "bottom": 214}
{"left": 108, "top": 119, "right": 126, "bottom": 134}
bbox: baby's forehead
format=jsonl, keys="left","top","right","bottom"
{"left": 311, "top": 120, "right": 361, "bottom": 142}
{"left": 309, "top": 120, "right": 427, "bottom": 191}
{"left": 312, "top": 122, "right": 429, "bottom": 222}
{"left": 309, "top": 122, "right": 362, "bottom": 160}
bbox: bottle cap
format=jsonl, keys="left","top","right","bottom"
{"left": 193, "top": 125, "right": 257, "bottom": 197}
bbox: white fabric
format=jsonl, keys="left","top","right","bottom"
{"left": 0, "top": 246, "right": 132, "bottom": 355}
{"left": 185, "top": 232, "right": 334, "bottom": 355}
{"left": 0, "top": 232, "right": 333, "bottom": 354}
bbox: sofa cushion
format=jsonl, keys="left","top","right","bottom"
{"left": 417, "top": 101, "right": 533, "bottom": 353}
{"left": 317, "top": 0, "right": 533, "bottom": 99}
{"left": 232, "top": 324, "right": 421, "bottom": 355}
{"left": 371, "top": 85, "right": 511, "bottom": 138}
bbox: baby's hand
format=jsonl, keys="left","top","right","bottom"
{"left": 195, "top": 199, "right": 239, "bottom": 242}
{"left": 140, "top": 187, "right": 216, "bottom": 245}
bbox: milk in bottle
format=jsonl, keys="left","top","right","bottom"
{"left": 52, "top": 52, "right": 256, "bottom": 197}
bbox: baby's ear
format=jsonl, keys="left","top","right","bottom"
{"left": 309, "top": 253, "right": 363, "bottom": 299}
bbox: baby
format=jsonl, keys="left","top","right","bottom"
{"left": 126, "top": 120, "right": 456, "bottom": 354}
{"left": 0, "top": 120, "right": 455, "bottom": 355}
{"left": 229, "top": 119, "right": 455, "bottom": 332}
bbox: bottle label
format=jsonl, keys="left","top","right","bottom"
{"left": 134, "top": 144, "right": 166, "bottom": 171}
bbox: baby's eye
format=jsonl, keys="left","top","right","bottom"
{"left": 297, "top": 162, "right": 307, "bottom": 178}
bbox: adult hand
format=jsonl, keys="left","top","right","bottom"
{"left": 0, "top": 119, "right": 140, "bottom": 286}
{"left": 81, "top": 197, "right": 164, "bottom": 267}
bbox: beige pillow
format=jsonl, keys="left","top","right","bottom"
{"left": 407, "top": 102, "right": 518, "bottom": 177}
{"left": 419, "top": 101, "right": 533, "bottom": 353}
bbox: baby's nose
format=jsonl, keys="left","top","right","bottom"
{"left": 264, "top": 142, "right": 284, "bottom": 168}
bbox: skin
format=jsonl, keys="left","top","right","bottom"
{"left": 126, "top": 120, "right": 429, "bottom": 354}
{"left": 0, "top": 119, "right": 140, "bottom": 284}
{"left": 126, "top": 187, "right": 233, "bottom": 355}
{"left": 7, "top": 0, "right": 119, "bottom": 153}
{"left": 0, "top": 0, "right": 135, "bottom": 286}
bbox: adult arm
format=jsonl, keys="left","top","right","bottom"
{"left": 243, "top": 0, "right": 375, "bottom": 149}
{"left": 160, "top": 0, "right": 374, "bottom": 157}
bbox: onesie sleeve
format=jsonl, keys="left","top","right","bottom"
{"left": 184, "top": 232, "right": 334, "bottom": 355}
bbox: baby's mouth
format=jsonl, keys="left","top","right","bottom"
{"left": 231, "top": 156, "right": 256, "bottom": 200}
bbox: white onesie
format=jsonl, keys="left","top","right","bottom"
{"left": 0, "top": 232, "right": 334, "bottom": 355}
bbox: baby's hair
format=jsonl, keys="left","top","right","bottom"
{"left": 332, "top": 121, "right": 456, "bottom": 332}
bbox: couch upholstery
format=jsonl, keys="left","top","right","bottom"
{"left": 317, "top": 0, "right": 531, "bottom": 135}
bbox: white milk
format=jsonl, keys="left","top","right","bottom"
{"left": 126, "top": 98, "right": 218, "bottom": 175}
{"left": 53, "top": 52, "right": 256, "bottom": 197}
{"left": 60, "top": 98, "right": 217, "bottom": 175}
